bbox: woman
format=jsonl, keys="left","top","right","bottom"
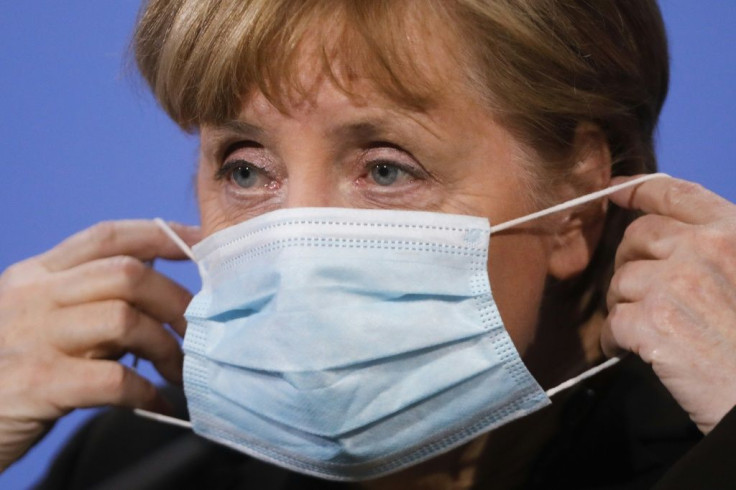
{"left": 1, "top": 0, "right": 735, "bottom": 488}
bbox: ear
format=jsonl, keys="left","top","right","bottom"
{"left": 547, "top": 124, "right": 611, "bottom": 280}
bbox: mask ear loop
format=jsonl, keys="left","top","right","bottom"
{"left": 153, "top": 218, "right": 197, "bottom": 261}
{"left": 135, "top": 407, "right": 193, "bottom": 429}
{"left": 490, "top": 173, "right": 669, "bottom": 234}
{"left": 491, "top": 173, "right": 670, "bottom": 396}
{"left": 132, "top": 218, "right": 196, "bottom": 430}
{"left": 134, "top": 177, "right": 669, "bottom": 426}
{"left": 545, "top": 357, "right": 619, "bottom": 397}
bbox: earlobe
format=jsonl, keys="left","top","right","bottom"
{"left": 547, "top": 124, "right": 611, "bottom": 280}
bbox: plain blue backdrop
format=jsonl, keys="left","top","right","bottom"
{"left": 1, "top": 2, "right": 734, "bottom": 488}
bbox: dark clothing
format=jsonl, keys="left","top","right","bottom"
{"left": 36, "top": 357, "right": 735, "bottom": 489}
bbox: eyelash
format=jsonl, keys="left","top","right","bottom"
{"left": 214, "top": 141, "right": 427, "bottom": 187}
{"left": 215, "top": 159, "right": 248, "bottom": 181}
{"left": 363, "top": 159, "right": 419, "bottom": 180}
{"left": 364, "top": 141, "right": 425, "bottom": 171}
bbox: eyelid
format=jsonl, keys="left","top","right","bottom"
{"left": 215, "top": 159, "right": 250, "bottom": 181}
{"left": 361, "top": 146, "right": 431, "bottom": 180}
{"left": 217, "top": 140, "right": 263, "bottom": 163}
{"left": 365, "top": 140, "right": 407, "bottom": 152}
{"left": 363, "top": 141, "right": 423, "bottom": 166}
{"left": 365, "top": 159, "right": 420, "bottom": 179}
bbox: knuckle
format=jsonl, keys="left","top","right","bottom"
{"left": 98, "top": 364, "right": 157, "bottom": 405}
{"left": 604, "top": 305, "right": 636, "bottom": 354}
{"left": 0, "top": 262, "right": 24, "bottom": 286}
{"left": 617, "top": 259, "right": 636, "bottom": 278}
{"left": 108, "top": 301, "right": 139, "bottom": 338}
{"left": 0, "top": 280, "right": 19, "bottom": 307}
{"left": 96, "top": 363, "right": 128, "bottom": 396}
{"left": 607, "top": 303, "right": 624, "bottom": 328}
{"left": 96, "top": 364, "right": 157, "bottom": 406}
{"left": 643, "top": 292, "right": 677, "bottom": 336}
{"left": 87, "top": 221, "right": 119, "bottom": 254}
{"left": 622, "top": 217, "right": 647, "bottom": 242}
{"left": 0, "top": 259, "right": 39, "bottom": 293}
{"left": 0, "top": 272, "right": 45, "bottom": 323}
{"left": 608, "top": 270, "right": 623, "bottom": 297}
{"left": 109, "top": 256, "right": 146, "bottom": 287}
{"left": 610, "top": 261, "right": 635, "bottom": 294}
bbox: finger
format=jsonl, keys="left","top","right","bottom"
{"left": 609, "top": 175, "right": 732, "bottom": 224}
{"left": 49, "top": 301, "right": 183, "bottom": 385}
{"left": 39, "top": 220, "right": 202, "bottom": 272}
{"left": 47, "top": 358, "right": 172, "bottom": 414}
{"left": 50, "top": 257, "right": 191, "bottom": 336}
{"left": 607, "top": 260, "right": 659, "bottom": 311}
{"left": 656, "top": 260, "right": 736, "bottom": 329}
{"left": 614, "top": 214, "right": 686, "bottom": 270}
{"left": 601, "top": 302, "right": 641, "bottom": 358}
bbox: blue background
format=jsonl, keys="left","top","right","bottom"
{"left": 1, "top": 1, "right": 734, "bottom": 488}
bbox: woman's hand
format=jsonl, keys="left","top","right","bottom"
{"left": 603, "top": 175, "right": 736, "bottom": 434}
{"left": 0, "top": 220, "right": 200, "bottom": 471}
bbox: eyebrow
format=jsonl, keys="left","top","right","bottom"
{"left": 211, "top": 113, "right": 442, "bottom": 145}
{"left": 331, "top": 121, "right": 387, "bottom": 142}
{"left": 217, "top": 120, "right": 265, "bottom": 138}
{"left": 218, "top": 119, "right": 402, "bottom": 142}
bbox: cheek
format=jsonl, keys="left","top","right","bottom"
{"left": 487, "top": 233, "right": 550, "bottom": 355}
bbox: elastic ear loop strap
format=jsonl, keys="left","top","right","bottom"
{"left": 133, "top": 219, "right": 196, "bottom": 429}
{"left": 134, "top": 173, "right": 668, "bottom": 429}
{"left": 153, "top": 218, "right": 197, "bottom": 261}
{"left": 490, "top": 173, "right": 668, "bottom": 234}
{"left": 133, "top": 360, "right": 621, "bottom": 430}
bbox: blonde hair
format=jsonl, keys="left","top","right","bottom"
{"left": 134, "top": 0, "right": 669, "bottom": 326}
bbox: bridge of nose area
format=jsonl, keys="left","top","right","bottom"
{"left": 282, "top": 153, "right": 353, "bottom": 209}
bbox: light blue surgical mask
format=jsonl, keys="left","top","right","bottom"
{"left": 137, "top": 174, "right": 665, "bottom": 481}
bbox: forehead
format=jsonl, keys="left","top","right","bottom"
{"left": 197, "top": 0, "right": 479, "bottom": 127}
{"left": 207, "top": 75, "right": 462, "bottom": 153}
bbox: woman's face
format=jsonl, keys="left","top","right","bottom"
{"left": 195, "top": 68, "right": 576, "bottom": 356}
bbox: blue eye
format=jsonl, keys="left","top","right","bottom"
{"left": 370, "top": 163, "right": 401, "bottom": 186}
{"left": 217, "top": 159, "right": 267, "bottom": 189}
{"left": 231, "top": 163, "right": 258, "bottom": 188}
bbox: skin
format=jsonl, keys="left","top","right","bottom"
{"left": 605, "top": 177, "right": 736, "bottom": 434}
{"left": 196, "top": 79, "right": 605, "bottom": 488}
{"left": 0, "top": 221, "right": 200, "bottom": 470}
{"left": 1, "top": 39, "right": 735, "bottom": 490}
{"left": 196, "top": 80, "right": 588, "bottom": 356}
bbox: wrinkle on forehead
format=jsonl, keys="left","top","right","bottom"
{"left": 234, "top": 77, "right": 452, "bottom": 146}
{"left": 234, "top": 1, "right": 474, "bottom": 121}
